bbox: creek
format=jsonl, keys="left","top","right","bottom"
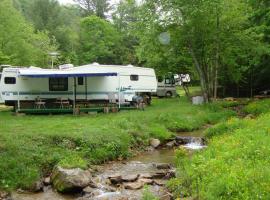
{"left": 12, "top": 129, "right": 206, "bottom": 200}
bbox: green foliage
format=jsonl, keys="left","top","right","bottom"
{"left": 0, "top": 0, "right": 56, "bottom": 67}
{"left": 142, "top": 186, "right": 159, "bottom": 200}
{"left": 0, "top": 98, "right": 234, "bottom": 190}
{"left": 170, "top": 111, "right": 270, "bottom": 199}
{"left": 79, "top": 15, "right": 122, "bottom": 64}
{"left": 243, "top": 99, "right": 270, "bottom": 115}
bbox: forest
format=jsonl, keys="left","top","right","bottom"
{"left": 0, "top": 0, "right": 269, "bottom": 99}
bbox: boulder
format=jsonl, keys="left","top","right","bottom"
{"left": 154, "top": 163, "right": 172, "bottom": 170}
{"left": 124, "top": 182, "right": 143, "bottom": 190}
{"left": 51, "top": 166, "right": 92, "bottom": 193}
{"left": 122, "top": 174, "right": 139, "bottom": 182}
{"left": 149, "top": 138, "right": 161, "bottom": 148}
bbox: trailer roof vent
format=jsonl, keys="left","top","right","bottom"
{"left": 59, "top": 64, "right": 74, "bottom": 70}
{"left": 127, "top": 64, "right": 134, "bottom": 67}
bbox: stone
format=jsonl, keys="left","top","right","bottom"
{"left": 51, "top": 166, "right": 92, "bottom": 193}
{"left": 123, "top": 182, "right": 143, "bottom": 190}
{"left": 154, "top": 179, "right": 167, "bottom": 186}
{"left": 44, "top": 177, "right": 51, "bottom": 185}
{"left": 83, "top": 186, "right": 95, "bottom": 194}
{"left": 149, "top": 138, "right": 160, "bottom": 148}
{"left": 165, "top": 169, "right": 176, "bottom": 179}
{"left": 245, "top": 114, "right": 255, "bottom": 119}
{"left": 166, "top": 140, "right": 176, "bottom": 148}
{"left": 145, "top": 146, "right": 155, "bottom": 152}
{"left": 139, "top": 178, "right": 153, "bottom": 185}
{"left": 140, "top": 173, "right": 153, "bottom": 179}
{"left": 28, "top": 180, "right": 44, "bottom": 192}
{"left": 122, "top": 174, "right": 139, "bottom": 182}
{"left": 175, "top": 136, "right": 192, "bottom": 145}
{"left": 108, "top": 175, "right": 122, "bottom": 185}
{"left": 0, "top": 191, "right": 9, "bottom": 199}
{"left": 154, "top": 163, "right": 172, "bottom": 170}
{"left": 151, "top": 171, "right": 167, "bottom": 179}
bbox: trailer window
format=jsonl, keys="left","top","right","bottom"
{"left": 4, "top": 77, "right": 16, "bottom": 84}
{"left": 78, "top": 77, "right": 84, "bottom": 85}
{"left": 49, "top": 78, "right": 68, "bottom": 91}
{"left": 130, "top": 75, "right": 139, "bottom": 81}
{"left": 165, "top": 78, "right": 171, "bottom": 84}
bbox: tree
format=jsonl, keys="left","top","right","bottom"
{"left": 112, "top": 0, "right": 140, "bottom": 64}
{"left": 14, "top": 0, "right": 82, "bottom": 65}
{"left": 0, "top": 0, "right": 56, "bottom": 67}
{"left": 136, "top": 0, "right": 265, "bottom": 101}
{"left": 78, "top": 16, "right": 121, "bottom": 64}
{"left": 73, "top": 0, "right": 110, "bottom": 18}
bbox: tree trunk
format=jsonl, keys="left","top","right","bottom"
{"left": 214, "top": 7, "right": 220, "bottom": 100}
{"left": 189, "top": 44, "right": 209, "bottom": 103}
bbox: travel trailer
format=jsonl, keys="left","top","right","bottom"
{"left": 0, "top": 63, "right": 157, "bottom": 112}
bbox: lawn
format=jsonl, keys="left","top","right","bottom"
{"left": 0, "top": 96, "right": 234, "bottom": 190}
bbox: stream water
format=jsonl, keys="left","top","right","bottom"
{"left": 11, "top": 130, "right": 205, "bottom": 200}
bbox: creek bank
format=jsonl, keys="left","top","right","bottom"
{"left": 10, "top": 132, "right": 206, "bottom": 200}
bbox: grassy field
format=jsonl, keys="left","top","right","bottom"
{"left": 168, "top": 99, "right": 270, "bottom": 200}
{"left": 0, "top": 95, "right": 235, "bottom": 190}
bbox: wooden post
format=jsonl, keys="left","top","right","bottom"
{"left": 118, "top": 73, "right": 121, "bottom": 109}
{"left": 73, "top": 77, "right": 77, "bottom": 115}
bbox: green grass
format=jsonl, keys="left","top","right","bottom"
{"left": 243, "top": 99, "right": 270, "bottom": 115}
{"left": 0, "top": 97, "right": 234, "bottom": 190}
{"left": 169, "top": 100, "right": 270, "bottom": 200}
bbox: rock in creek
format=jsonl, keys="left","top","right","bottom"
{"left": 0, "top": 191, "right": 11, "bottom": 200}
{"left": 51, "top": 166, "right": 92, "bottom": 193}
{"left": 154, "top": 163, "right": 172, "bottom": 170}
{"left": 27, "top": 180, "right": 44, "bottom": 192}
{"left": 139, "top": 178, "right": 154, "bottom": 185}
{"left": 165, "top": 140, "right": 177, "bottom": 148}
{"left": 149, "top": 138, "right": 161, "bottom": 148}
{"left": 123, "top": 182, "right": 143, "bottom": 190}
{"left": 122, "top": 174, "right": 139, "bottom": 182}
{"left": 153, "top": 179, "right": 167, "bottom": 186}
{"left": 175, "top": 136, "right": 192, "bottom": 145}
{"left": 108, "top": 175, "right": 122, "bottom": 185}
{"left": 43, "top": 177, "right": 51, "bottom": 186}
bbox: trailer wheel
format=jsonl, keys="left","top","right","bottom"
{"left": 165, "top": 91, "right": 173, "bottom": 98}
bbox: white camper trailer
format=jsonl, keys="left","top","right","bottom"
{"left": 0, "top": 63, "right": 157, "bottom": 112}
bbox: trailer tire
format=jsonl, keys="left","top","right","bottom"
{"left": 165, "top": 91, "right": 173, "bottom": 98}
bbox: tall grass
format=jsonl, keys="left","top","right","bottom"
{"left": 169, "top": 102, "right": 270, "bottom": 199}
